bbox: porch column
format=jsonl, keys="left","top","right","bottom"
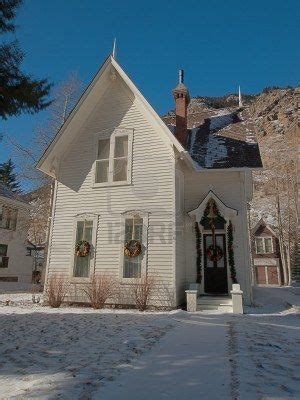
{"left": 230, "top": 284, "right": 244, "bottom": 314}
{"left": 185, "top": 289, "right": 198, "bottom": 312}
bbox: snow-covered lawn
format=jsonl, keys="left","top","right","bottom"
{"left": 0, "top": 286, "right": 299, "bottom": 399}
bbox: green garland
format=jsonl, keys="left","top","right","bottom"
{"left": 200, "top": 199, "right": 226, "bottom": 228}
{"left": 227, "top": 221, "right": 237, "bottom": 283}
{"left": 195, "top": 222, "right": 202, "bottom": 283}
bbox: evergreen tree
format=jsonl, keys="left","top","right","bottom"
{"left": 0, "top": 158, "right": 20, "bottom": 192}
{"left": 0, "top": 0, "right": 52, "bottom": 119}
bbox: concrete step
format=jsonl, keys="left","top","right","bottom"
{"left": 197, "top": 296, "right": 233, "bottom": 312}
{"left": 197, "top": 297, "right": 232, "bottom": 306}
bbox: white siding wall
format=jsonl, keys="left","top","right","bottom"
{"left": 183, "top": 170, "right": 252, "bottom": 305}
{"left": 0, "top": 204, "right": 32, "bottom": 283}
{"left": 47, "top": 78, "right": 176, "bottom": 304}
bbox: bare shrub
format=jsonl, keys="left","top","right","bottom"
{"left": 44, "top": 274, "right": 69, "bottom": 308}
{"left": 131, "top": 275, "right": 156, "bottom": 311}
{"left": 83, "top": 274, "right": 117, "bottom": 309}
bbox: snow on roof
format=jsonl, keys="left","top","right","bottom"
{"left": 164, "top": 108, "right": 262, "bottom": 169}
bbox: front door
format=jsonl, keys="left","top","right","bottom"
{"left": 203, "top": 234, "right": 228, "bottom": 294}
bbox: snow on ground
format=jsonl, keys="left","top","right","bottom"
{"left": 0, "top": 306, "right": 172, "bottom": 399}
{"left": 0, "top": 286, "right": 299, "bottom": 399}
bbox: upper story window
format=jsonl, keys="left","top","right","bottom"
{"left": 0, "top": 205, "right": 18, "bottom": 231}
{"left": 255, "top": 237, "right": 273, "bottom": 254}
{"left": 94, "top": 129, "right": 133, "bottom": 186}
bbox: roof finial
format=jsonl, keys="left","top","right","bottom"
{"left": 179, "top": 69, "right": 184, "bottom": 84}
{"left": 112, "top": 38, "right": 117, "bottom": 58}
{"left": 238, "top": 85, "right": 243, "bottom": 108}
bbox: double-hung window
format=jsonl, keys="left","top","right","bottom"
{"left": 121, "top": 211, "right": 149, "bottom": 280}
{"left": 73, "top": 220, "right": 93, "bottom": 277}
{"left": 94, "top": 129, "right": 132, "bottom": 186}
{"left": 123, "top": 217, "right": 143, "bottom": 278}
{"left": 0, "top": 205, "right": 17, "bottom": 230}
{"left": 0, "top": 244, "right": 8, "bottom": 268}
{"left": 255, "top": 237, "right": 273, "bottom": 254}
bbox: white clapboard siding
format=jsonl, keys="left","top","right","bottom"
{"left": 47, "top": 77, "right": 176, "bottom": 297}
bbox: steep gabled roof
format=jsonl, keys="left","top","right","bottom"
{"left": 37, "top": 56, "right": 194, "bottom": 177}
{"left": 165, "top": 108, "right": 263, "bottom": 170}
{"left": 251, "top": 218, "right": 278, "bottom": 237}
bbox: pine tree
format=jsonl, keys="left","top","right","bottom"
{"left": 0, "top": 158, "right": 20, "bottom": 192}
{"left": 0, "top": 0, "right": 52, "bottom": 119}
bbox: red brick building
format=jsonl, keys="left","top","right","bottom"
{"left": 251, "top": 219, "right": 283, "bottom": 285}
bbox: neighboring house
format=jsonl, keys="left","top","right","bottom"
{"left": 251, "top": 219, "right": 283, "bottom": 285}
{"left": 0, "top": 183, "right": 32, "bottom": 283}
{"left": 37, "top": 55, "right": 262, "bottom": 307}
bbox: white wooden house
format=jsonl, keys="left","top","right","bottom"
{"left": 0, "top": 183, "right": 32, "bottom": 284}
{"left": 37, "top": 55, "right": 262, "bottom": 307}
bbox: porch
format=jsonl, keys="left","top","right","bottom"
{"left": 185, "top": 283, "right": 244, "bottom": 314}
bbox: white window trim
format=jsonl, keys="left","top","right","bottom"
{"left": 255, "top": 236, "right": 273, "bottom": 254}
{"left": 69, "top": 212, "right": 99, "bottom": 282}
{"left": 119, "top": 210, "right": 150, "bottom": 282}
{"left": 93, "top": 128, "right": 134, "bottom": 188}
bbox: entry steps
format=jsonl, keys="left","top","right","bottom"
{"left": 197, "top": 295, "right": 233, "bottom": 312}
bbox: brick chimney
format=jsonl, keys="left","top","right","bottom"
{"left": 173, "top": 69, "right": 190, "bottom": 147}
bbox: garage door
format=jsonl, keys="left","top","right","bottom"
{"left": 255, "top": 266, "right": 279, "bottom": 285}
{"left": 256, "top": 266, "right": 267, "bottom": 284}
{"left": 267, "top": 266, "right": 279, "bottom": 284}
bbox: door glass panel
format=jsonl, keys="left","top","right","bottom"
{"left": 216, "top": 236, "right": 224, "bottom": 268}
{"left": 206, "top": 236, "right": 214, "bottom": 268}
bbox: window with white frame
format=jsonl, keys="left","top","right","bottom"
{"left": 123, "top": 217, "right": 143, "bottom": 278}
{"left": 0, "top": 205, "right": 17, "bottom": 230}
{"left": 255, "top": 237, "right": 273, "bottom": 254}
{"left": 95, "top": 130, "right": 132, "bottom": 185}
{"left": 73, "top": 220, "right": 93, "bottom": 277}
{"left": 121, "top": 211, "right": 149, "bottom": 279}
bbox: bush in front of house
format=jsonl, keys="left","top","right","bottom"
{"left": 83, "top": 274, "right": 117, "bottom": 309}
{"left": 44, "top": 274, "right": 69, "bottom": 308}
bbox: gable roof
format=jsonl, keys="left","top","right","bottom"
{"left": 251, "top": 218, "right": 278, "bottom": 237}
{"left": 37, "top": 56, "right": 194, "bottom": 177}
{"left": 188, "top": 190, "right": 238, "bottom": 220}
{"left": 164, "top": 108, "right": 263, "bottom": 170}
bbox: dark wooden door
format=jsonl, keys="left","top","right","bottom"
{"left": 204, "top": 234, "right": 228, "bottom": 294}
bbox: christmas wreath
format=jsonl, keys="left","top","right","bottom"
{"left": 206, "top": 244, "right": 223, "bottom": 262}
{"left": 75, "top": 240, "right": 91, "bottom": 257}
{"left": 124, "top": 240, "right": 142, "bottom": 258}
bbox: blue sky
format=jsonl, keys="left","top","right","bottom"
{"left": 1, "top": 0, "right": 299, "bottom": 188}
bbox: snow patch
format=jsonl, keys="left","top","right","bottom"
{"left": 205, "top": 134, "right": 228, "bottom": 168}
